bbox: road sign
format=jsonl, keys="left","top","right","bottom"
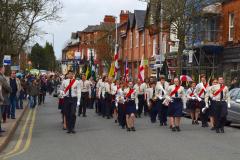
{"left": 11, "top": 65, "right": 20, "bottom": 71}
{"left": 3, "top": 55, "right": 11, "bottom": 65}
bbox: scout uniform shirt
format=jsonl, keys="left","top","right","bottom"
{"left": 156, "top": 81, "right": 169, "bottom": 100}
{"left": 124, "top": 87, "right": 139, "bottom": 107}
{"left": 207, "top": 84, "right": 230, "bottom": 105}
{"left": 60, "top": 79, "right": 81, "bottom": 102}
{"left": 167, "top": 84, "right": 185, "bottom": 101}
{"left": 116, "top": 88, "right": 125, "bottom": 104}
{"left": 194, "top": 82, "right": 210, "bottom": 100}
{"left": 186, "top": 87, "right": 197, "bottom": 101}
{"left": 79, "top": 79, "right": 91, "bottom": 95}
{"left": 134, "top": 83, "right": 147, "bottom": 95}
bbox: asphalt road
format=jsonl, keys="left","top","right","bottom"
{"left": 1, "top": 95, "right": 240, "bottom": 160}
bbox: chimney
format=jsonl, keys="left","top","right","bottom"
{"left": 120, "top": 10, "right": 129, "bottom": 24}
{"left": 103, "top": 15, "right": 116, "bottom": 24}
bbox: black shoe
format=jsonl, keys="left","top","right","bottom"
{"left": 131, "top": 127, "right": 136, "bottom": 132}
{"left": 176, "top": 126, "right": 181, "bottom": 132}
{"left": 160, "top": 123, "right": 163, "bottom": 126}
{"left": 216, "top": 129, "right": 220, "bottom": 133}
{"left": 195, "top": 121, "right": 199, "bottom": 125}
{"left": 192, "top": 120, "right": 195, "bottom": 125}
{"left": 211, "top": 127, "right": 216, "bottom": 131}
{"left": 169, "top": 125, "right": 173, "bottom": 129}
{"left": 172, "top": 127, "right": 176, "bottom": 132}
{"left": 121, "top": 126, "right": 125, "bottom": 129}
{"left": 107, "top": 116, "right": 110, "bottom": 119}
{"left": 67, "top": 131, "right": 71, "bottom": 134}
{"left": 11, "top": 117, "right": 16, "bottom": 119}
{"left": 127, "top": 128, "right": 131, "bottom": 132}
{"left": 83, "top": 115, "right": 87, "bottom": 117}
{"left": 115, "top": 120, "right": 118, "bottom": 123}
{"left": 71, "top": 130, "right": 76, "bottom": 134}
{"left": 220, "top": 128, "right": 225, "bottom": 133}
{"left": 63, "top": 128, "right": 67, "bottom": 130}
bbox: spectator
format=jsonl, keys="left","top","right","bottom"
{"left": 0, "top": 65, "right": 11, "bottom": 132}
{"left": 8, "top": 71, "right": 21, "bottom": 119}
{"left": 229, "top": 77, "right": 239, "bottom": 91}
{"left": 27, "top": 79, "right": 39, "bottom": 109}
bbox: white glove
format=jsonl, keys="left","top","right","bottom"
{"left": 202, "top": 107, "right": 208, "bottom": 113}
{"left": 228, "top": 103, "right": 231, "bottom": 109}
{"left": 115, "top": 102, "right": 118, "bottom": 107}
{"left": 77, "top": 101, "right": 80, "bottom": 106}
{"left": 136, "top": 104, "right": 139, "bottom": 110}
{"left": 191, "top": 97, "right": 196, "bottom": 100}
{"left": 197, "top": 97, "right": 202, "bottom": 102}
{"left": 157, "top": 96, "right": 162, "bottom": 100}
{"left": 27, "top": 95, "right": 29, "bottom": 98}
{"left": 183, "top": 103, "right": 187, "bottom": 109}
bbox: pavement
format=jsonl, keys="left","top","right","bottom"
{"left": 0, "top": 105, "right": 27, "bottom": 152}
{"left": 0, "top": 95, "right": 240, "bottom": 160}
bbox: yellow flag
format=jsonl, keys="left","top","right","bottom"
{"left": 108, "top": 63, "right": 115, "bottom": 78}
{"left": 85, "top": 66, "right": 90, "bottom": 78}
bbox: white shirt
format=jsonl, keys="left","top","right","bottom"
{"left": 60, "top": 79, "right": 81, "bottom": 102}
{"left": 156, "top": 81, "right": 169, "bottom": 99}
{"left": 194, "top": 82, "right": 210, "bottom": 99}
{"left": 79, "top": 80, "right": 91, "bottom": 95}
{"left": 116, "top": 88, "right": 125, "bottom": 104}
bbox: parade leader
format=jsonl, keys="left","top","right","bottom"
{"left": 60, "top": 70, "right": 81, "bottom": 134}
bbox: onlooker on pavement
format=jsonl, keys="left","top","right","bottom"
{"left": 0, "top": 65, "right": 11, "bottom": 132}
{"left": 229, "top": 77, "right": 239, "bottom": 91}
{"left": 8, "top": 71, "right": 21, "bottom": 119}
{"left": 27, "top": 79, "right": 39, "bottom": 109}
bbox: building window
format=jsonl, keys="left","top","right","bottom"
{"left": 130, "top": 32, "right": 133, "bottom": 48}
{"left": 229, "top": 13, "right": 234, "bottom": 41}
{"left": 136, "top": 30, "right": 139, "bottom": 47}
{"left": 142, "top": 33, "right": 145, "bottom": 46}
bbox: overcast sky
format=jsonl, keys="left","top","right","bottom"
{"left": 35, "top": 0, "right": 147, "bottom": 59}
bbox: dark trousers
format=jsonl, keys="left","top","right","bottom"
{"left": 79, "top": 92, "right": 89, "bottom": 116}
{"left": 101, "top": 96, "right": 106, "bottom": 117}
{"left": 137, "top": 95, "right": 144, "bottom": 116}
{"left": 213, "top": 101, "right": 227, "bottom": 130}
{"left": 158, "top": 100, "right": 168, "bottom": 124}
{"left": 64, "top": 97, "right": 77, "bottom": 132}
{"left": 144, "top": 100, "right": 149, "bottom": 115}
{"left": 96, "top": 98, "right": 101, "bottom": 114}
{"left": 105, "top": 94, "right": 112, "bottom": 118}
{"left": 118, "top": 103, "right": 126, "bottom": 127}
{"left": 199, "top": 100, "right": 209, "bottom": 125}
{"left": 1, "top": 105, "right": 7, "bottom": 122}
{"left": 38, "top": 93, "right": 46, "bottom": 105}
{"left": 9, "top": 95, "right": 17, "bottom": 118}
{"left": 150, "top": 100, "right": 159, "bottom": 123}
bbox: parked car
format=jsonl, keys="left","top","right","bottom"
{"left": 227, "top": 88, "right": 240, "bottom": 125}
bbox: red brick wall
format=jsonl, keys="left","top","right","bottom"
{"left": 221, "top": 0, "right": 240, "bottom": 45}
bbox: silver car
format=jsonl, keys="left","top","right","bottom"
{"left": 227, "top": 88, "right": 240, "bottom": 125}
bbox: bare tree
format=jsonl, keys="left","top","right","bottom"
{"left": 0, "top": 0, "right": 62, "bottom": 63}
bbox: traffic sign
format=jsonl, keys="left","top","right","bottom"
{"left": 3, "top": 55, "right": 11, "bottom": 65}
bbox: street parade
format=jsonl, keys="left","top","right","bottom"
{"left": 58, "top": 71, "right": 231, "bottom": 134}
{"left": 1, "top": 0, "right": 240, "bottom": 160}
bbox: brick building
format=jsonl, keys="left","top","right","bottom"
{"left": 220, "top": 0, "right": 240, "bottom": 83}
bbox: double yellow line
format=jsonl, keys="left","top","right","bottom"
{"left": 0, "top": 107, "right": 37, "bottom": 159}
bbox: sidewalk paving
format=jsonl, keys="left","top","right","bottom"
{"left": 0, "top": 104, "right": 28, "bottom": 152}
